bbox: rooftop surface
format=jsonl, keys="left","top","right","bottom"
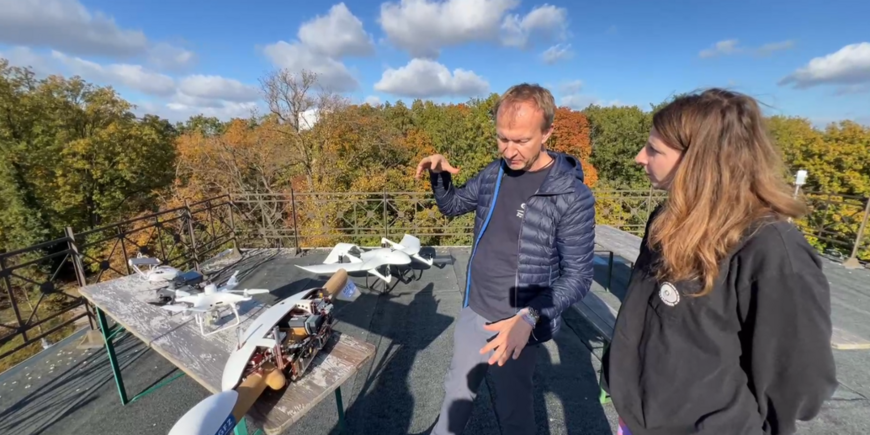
{"left": 0, "top": 247, "right": 868, "bottom": 435}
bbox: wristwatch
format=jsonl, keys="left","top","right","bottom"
{"left": 520, "top": 307, "right": 540, "bottom": 326}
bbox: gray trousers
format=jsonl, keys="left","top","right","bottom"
{"left": 432, "top": 306, "right": 540, "bottom": 435}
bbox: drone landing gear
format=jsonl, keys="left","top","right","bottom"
{"left": 194, "top": 304, "right": 241, "bottom": 337}
{"left": 364, "top": 265, "right": 401, "bottom": 293}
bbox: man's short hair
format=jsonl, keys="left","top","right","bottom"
{"left": 492, "top": 83, "right": 556, "bottom": 131}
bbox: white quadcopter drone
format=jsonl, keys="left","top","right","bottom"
{"left": 296, "top": 234, "right": 433, "bottom": 286}
{"left": 128, "top": 253, "right": 181, "bottom": 282}
{"left": 161, "top": 271, "right": 270, "bottom": 336}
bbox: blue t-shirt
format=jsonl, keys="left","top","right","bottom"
{"left": 468, "top": 163, "right": 551, "bottom": 322}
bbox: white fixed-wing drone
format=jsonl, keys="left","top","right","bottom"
{"left": 161, "top": 271, "right": 270, "bottom": 336}
{"left": 296, "top": 234, "right": 433, "bottom": 285}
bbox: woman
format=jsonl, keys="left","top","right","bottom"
{"left": 601, "top": 88, "right": 838, "bottom": 435}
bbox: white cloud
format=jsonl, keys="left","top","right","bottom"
{"left": 378, "top": 0, "right": 568, "bottom": 58}
{"left": 297, "top": 3, "right": 375, "bottom": 58}
{"left": 364, "top": 95, "right": 382, "bottom": 106}
{"left": 699, "top": 39, "right": 794, "bottom": 58}
{"left": 178, "top": 75, "right": 260, "bottom": 103}
{"left": 757, "top": 40, "right": 795, "bottom": 57}
{"left": 0, "top": 46, "right": 56, "bottom": 75}
{"left": 560, "top": 93, "right": 622, "bottom": 110}
{"left": 1, "top": 47, "right": 260, "bottom": 122}
{"left": 374, "top": 58, "right": 489, "bottom": 98}
{"left": 0, "top": 0, "right": 147, "bottom": 57}
{"left": 51, "top": 50, "right": 177, "bottom": 96}
{"left": 148, "top": 42, "right": 197, "bottom": 71}
{"left": 699, "top": 39, "right": 741, "bottom": 58}
{"left": 541, "top": 43, "right": 572, "bottom": 64}
{"left": 559, "top": 80, "right": 583, "bottom": 95}
{"left": 262, "top": 3, "right": 375, "bottom": 93}
{"left": 0, "top": 0, "right": 195, "bottom": 70}
{"left": 262, "top": 41, "right": 360, "bottom": 93}
{"left": 779, "top": 42, "right": 870, "bottom": 93}
{"left": 135, "top": 100, "right": 259, "bottom": 124}
{"left": 501, "top": 4, "right": 569, "bottom": 48}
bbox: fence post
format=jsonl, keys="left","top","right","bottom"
{"left": 383, "top": 188, "right": 388, "bottom": 240}
{"left": 227, "top": 196, "right": 238, "bottom": 252}
{"left": 0, "top": 254, "right": 26, "bottom": 339}
{"left": 65, "top": 226, "right": 96, "bottom": 330}
{"left": 844, "top": 197, "right": 870, "bottom": 269}
{"left": 290, "top": 186, "right": 300, "bottom": 252}
{"left": 184, "top": 199, "right": 200, "bottom": 272}
{"left": 65, "top": 227, "right": 88, "bottom": 288}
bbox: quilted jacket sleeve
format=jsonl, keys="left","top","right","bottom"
{"left": 527, "top": 184, "right": 596, "bottom": 322}
{"left": 429, "top": 170, "right": 483, "bottom": 217}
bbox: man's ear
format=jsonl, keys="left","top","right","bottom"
{"left": 541, "top": 126, "right": 554, "bottom": 144}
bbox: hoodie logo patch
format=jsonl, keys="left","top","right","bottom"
{"left": 659, "top": 282, "right": 680, "bottom": 307}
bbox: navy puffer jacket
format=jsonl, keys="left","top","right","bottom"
{"left": 430, "top": 151, "right": 596, "bottom": 344}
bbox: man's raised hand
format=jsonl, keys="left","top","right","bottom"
{"left": 415, "top": 154, "right": 460, "bottom": 179}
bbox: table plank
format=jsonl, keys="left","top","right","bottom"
{"left": 595, "top": 225, "right": 642, "bottom": 262}
{"left": 78, "top": 274, "right": 375, "bottom": 433}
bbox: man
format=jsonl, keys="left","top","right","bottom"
{"left": 415, "top": 83, "right": 596, "bottom": 434}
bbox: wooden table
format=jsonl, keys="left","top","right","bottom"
{"left": 79, "top": 274, "right": 375, "bottom": 435}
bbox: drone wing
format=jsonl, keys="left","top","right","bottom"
{"left": 382, "top": 234, "right": 433, "bottom": 266}
{"left": 296, "top": 262, "right": 366, "bottom": 275}
{"left": 382, "top": 234, "right": 421, "bottom": 255}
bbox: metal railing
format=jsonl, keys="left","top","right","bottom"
{"left": 799, "top": 191, "right": 870, "bottom": 267}
{"left": 0, "top": 232, "right": 91, "bottom": 362}
{"left": 228, "top": 188, "right": 867, "bottom": 261}
{"left": 0, "top": 197, "right": 236, "bottom": 370}
{"left": 1, "top": 188, "right": 867, "bottom": 368}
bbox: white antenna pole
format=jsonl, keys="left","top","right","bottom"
{"left": 794, "top": 169, "right": 807, "bottom": 198}
{"left": 790, "top": 169, "right": 808, "bottom": 223}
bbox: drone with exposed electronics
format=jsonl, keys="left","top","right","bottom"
{"left": 160, "top": 271, "right": 271, "bottom": 336}
{"left": 296, "top": 234, "right": 434, "bottom": 287}
{"left": 168, "top": 268, "right": 355, "bottom": 435}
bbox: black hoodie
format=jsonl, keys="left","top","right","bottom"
{"left": 601, "top": 207, "right": 838, "bottom": 435}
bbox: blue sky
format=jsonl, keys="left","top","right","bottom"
{"left": 1, "top": 0, "right": 868, "bottom": 127}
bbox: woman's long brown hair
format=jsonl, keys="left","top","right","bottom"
{"left": 648, "top": 88, "right": 807, "bottom": 296}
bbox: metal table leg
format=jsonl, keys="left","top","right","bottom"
{"left": 96, "top": 306, "right": 185, "bottom": 406}
{"left": 607, "top": 251, "right": 614, "bottom": 292}
{"left": 96, "top": 307, "right": 129, "bottom": 405}
{"left": 335, "top": 387, "right": 346, "bottom": 433}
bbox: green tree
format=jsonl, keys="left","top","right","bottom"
{"left": 583, "top": 104, "right": 652, "bottom": 188}
{"left": 0, "top": 59, "right": 177, "bottom": 250}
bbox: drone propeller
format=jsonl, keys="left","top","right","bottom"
{"left": 226, "top": 288, "right": 270, "bottom": 297}
{"left": 162, "top": 304, "right": 208, "bottom": 314}
{"left": 323, "top": 269, "right": 348, "bottom": 297}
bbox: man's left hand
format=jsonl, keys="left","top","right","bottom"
{"left": 479, "top": 315, "right": 534, "bottom": 366}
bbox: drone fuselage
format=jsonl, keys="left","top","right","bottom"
{"left": 177, "top": 292, "right": 250, "bottom": 311}
{"left": 355, "top": 248, "right": 412, "bottom": 268}
{"left": 221, "top": 286, "right": 335, "bottom": 391}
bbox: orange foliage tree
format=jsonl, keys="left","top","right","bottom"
{"left": 549, "top": 107, "right": 598, "bottom": 187}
